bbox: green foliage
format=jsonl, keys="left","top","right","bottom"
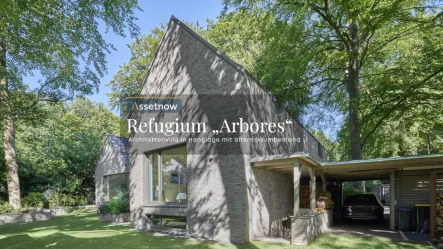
{"left": 98, "top": 202, "right": 112, "bottom": 214}
{"left": 49, "top": 193, "right": 74, "bottom": 208}
{"left": 107, "top": 22, "right": 205, "bottom": 111}
{"left": 115, "top": 192, "right": 129, "bottom": 202}
{"left": 206, "top": 10, "right": 269, "bottom": 76}
{"left": 15, "top": 98, "right": 120, "bottom": 200}
{"left": 48, "top": 192, "right": 89, "bottom": 208}
{"left": 22, "top": 192, "right": 46, "bottom": 208}
{"left": 0, "top": 200, "right": 14, "bottom": 214}
{"left": 99, "top": 199, "right": 129, "bottom": 214}
{"left": 99, "top": 192, "right": 129, "bottom": 214}
{"left": 224, "top": 0, "right": 443, "bottom": 160}
{"left": 0, "top": 0, "right": 140, "bottom": 210}
{"left": 108, "top": 199, "right": 129, "bottom": 214}
{"left": 342, "top": 183, "right": 362, "bottom": 201}
{"left": 0, "top": 200, "right": 32, "bottom": 214}
{"left": 107, "top": 24, "right": 166, "bottom": 110}
{"left": 1, "top": 0, "right": 140, "bottom": 107}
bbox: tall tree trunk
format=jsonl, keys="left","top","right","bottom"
{"left": 0, "top": 43, "right": 21, "bottom": 209}
{"left": 347, "top": 22, "right": 365, "bottom": 193}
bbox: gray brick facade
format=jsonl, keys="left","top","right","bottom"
{"left": 127, "top": 16, "right": 327, "bottom": 244}
{"left": 95, "top": 135, "right": 130, "bottom": 206}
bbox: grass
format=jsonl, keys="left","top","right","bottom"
{"left": 0, "top": 209, "right": 433, "bottom": 249}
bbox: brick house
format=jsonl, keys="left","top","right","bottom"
{"left": 95, "top": 135, "right": 130, "bottom": 205}
{"left": 96, "top": 16, "right": 443, "bottom": 245}
{"left": 125, "top": 16, "right": 328, "bottom": 244}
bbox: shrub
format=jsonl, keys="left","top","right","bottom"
{"left": 74, "top": 196, "right": 88, "bottom": 206}
{"left": 49, "top": 193, "right": 76, "bottom": 208}
{"left": 98, "top": 202, "right": 111, "bottom": 214}
{"left": 99, "top": 199, "right": 129, "bottom": 214}
{"left": 109, "top": 199, "right": 129, "bottom": 214}
{"left": 343, "top": 187, "right": 362, "bottom": 201}
{"left": 22, "top": 192, "right": 47, "bottom": 208}
{"left": 115, "top": 192, "right": 129, "bottom": 202}
{"left": 0, "top": 201, "right": 14, "bottom": 214}
{"left": 20, "top": 207, "right": 30, "bottom": 213}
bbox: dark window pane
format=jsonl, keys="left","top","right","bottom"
{"left": 107, "top": 173, "right": 128, "bottom": 200}
{"left": 161, "top": 146, "right": 187, "bottom": 203}
{"left": 345, "top": 194, "right": 378, "bottom": 204}
{"left": 150, "top": 154, "right": 159, "bottom": 201}
{"left": 152, "top": 215, "right": 160, "bottom": 226}
{"left": 161, "top": 216, "right": 186, "bottom": 229}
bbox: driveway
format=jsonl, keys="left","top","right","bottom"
{"left": 329, "top": 216, "right": 404, "bottom": 241}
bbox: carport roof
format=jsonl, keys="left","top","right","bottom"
{"left": 250, "top": 153, "right": 443, "bottom": 181}
{"left": 322, "top": 153, "right": 443, "bottom": 167}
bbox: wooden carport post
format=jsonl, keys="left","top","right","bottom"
{"left": 309, "top": 167, "right": 316, "bottom": 211}
{"left": 430, "top": 171, "right": 436, "bottom": 241}
{"left": 294, "top": 161, "right": 302, "bottom": 217}
{"left": 390, "top": 170, "right": 396, "bottom": 230}
{"left": 321, "top": 173, "right": 327, "bottom": 191}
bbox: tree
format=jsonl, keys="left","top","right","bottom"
{"left": 108, "top": 25, "right": 165, "bottom": 109}
{"left": 16, "top": 98, "right": 120, "bottom": 200}
{"left": 0, "top": 0, "right": 140, "bottom": 209}
{"left": 225, "top": 0, "right": 443, "bottom": 192}
{"left": 108, "top": 22, "right": 205, "bottom": 110}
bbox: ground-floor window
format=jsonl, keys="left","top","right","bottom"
{"left": 152, "top": 215, "right": 186, "bottom": 229}
{"left": 105, "top": 173, "right": 129, "bottom": 200}
{"left": 147, "top": 145, "right": 187, "bottom": 204}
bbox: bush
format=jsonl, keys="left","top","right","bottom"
{"left": 109, "top": 199, "right": 129, "bottom": 213}
{"left": 343, "top": 187, "right": 362, "bottom": 201}
{"left": 48, "top": 191, "right": 91, "bottom": 208}
{"left": 22, "top": 192, "right": 47, "bottom": 208}
{"left": 98, "top": 202, "right": 111, "bottom": 214}
{"left": 49, "top": 192, "right": 76, "bottom": 208}
{"left": 0, "top": 201, "right": 14, "bottom": 214}
{"left": 99, "top": 199, "right": 129, "bottom": 214}
{"left": 74, "top": 196, "right": 88, "bottom": 206}
{"left": 115, "top": 192, "right": 129, "bottom": 202}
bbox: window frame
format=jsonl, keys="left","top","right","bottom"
{"left": 150, "top": 215, "right": 187, "bottom": 230}
{"left": 105, "top": 172, "right": 129, "bottom": 201}
{"left": 145, "top": 144, "right": 187, "bottom": 207}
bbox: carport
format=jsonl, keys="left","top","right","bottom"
{"left": 250, "top": 153, "right": 443, "bottom": 244}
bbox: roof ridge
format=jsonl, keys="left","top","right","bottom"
{"left": 168, "top": 16, "right": 328, "bottom": 154}
{"left": 108, "top": 134, "right": 129, "bottom": 140}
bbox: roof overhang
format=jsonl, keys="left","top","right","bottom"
{"left": 250, "top": 152, "right": 322, "bottom": 177}
{"left": 250, "top": 153, "right": 443, "bottom": 181}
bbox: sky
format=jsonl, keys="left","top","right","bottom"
{"left": 26, "top": 0, "right": 224, "bottom": 111}
{"left": 23, "top": 0, "right": 340, "bottom": 139}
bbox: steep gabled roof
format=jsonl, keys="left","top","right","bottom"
{"left": 136, "top": 15, "right": 328, "bottom": 159}
{"left": 108, "top": 134, "right": 130, "bottom": 165}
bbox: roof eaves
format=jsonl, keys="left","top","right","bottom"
{"left": 321, "top": 153, "right": 443, "bottom": 167}
{"left": 168, "top": 16, "right": 328, "bottom": 152}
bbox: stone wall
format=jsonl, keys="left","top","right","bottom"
{"left": 0, "top": 211, "right": 53, "bottom": 224}
{"left": 251, "top": 168, "right": 293, "bottom": 239}
{"left": 100, "top": 213, "right": 130, "bottom": 223}
{"left": 291, "top": 210, "right": 333, "bottom": 245}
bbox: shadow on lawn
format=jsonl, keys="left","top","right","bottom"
{"left": 310, "top": 233, "right": 432, "bottom": 249}
{"left": 0, "top": 209, "right": 261, "bottom": 249}
{"left": 0, "top": 210, "right": 432, "bottom": 249}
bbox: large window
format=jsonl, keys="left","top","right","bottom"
{"left": 106, "top": 173, "right": 129, "bottom": 200}
{"left": 147, "top": 145, "right": 187, "bottom": 204}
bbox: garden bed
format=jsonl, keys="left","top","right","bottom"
{"left": 0, "top": 210, "right": 53, "bottom": 224}
{"left": 100, "top": 213, "right": 130, "bottom": 222}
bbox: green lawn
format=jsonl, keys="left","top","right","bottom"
{"left": 0, "top": 209, "right": 433, "bottom": 249}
